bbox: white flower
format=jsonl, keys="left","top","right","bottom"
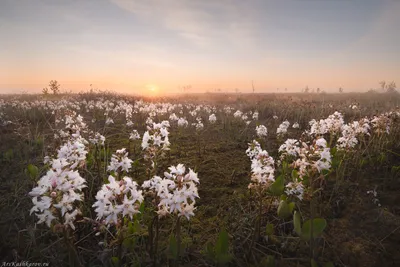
{"left": 93, "top": 175, "right": 143, "bottom": 226}
{"left": 105, "top": 117, "right": 114, "bottom": 125}
{"left": 209, "top": 114, "right": 217, "bottom": 124}
{"left": 256, "top": 125, "right": 268, "bottom": 138}
{"left": 277, "top": 121, "right": 290, "bottom": 136}
{"left": 252, "top": 111, "right": 259, "bottom": 120}
{"left": 129, "top": 130, "right": 140, "bottom": 140}
{"left": 117, "top": 195, "right": 140, "bottom": 219}
{"left": 315, "top": 138, "right": 327, "bottom": 148}
{"left": 285, "top": 182, "right": 304, "bottom": 201}
{"left": 177, "top": 118, "right": 188, "bottom": 127}
{"left": 234, "top": 110, "right": 243, "bottom": 118}
{"left": 279, "top": 139, "right": 300, "bottom": 157}
{"left": 144, "top": 165, "right": 200, "bottom": 220}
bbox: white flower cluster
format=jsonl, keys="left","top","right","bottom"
{"left": 142, "top": 164, "right": 200, "bottom": 220}
{"left": 105, "top": 117, "right": 114, "bottom": 125}
{"left": 142, "top": 121, "right": 171, "bottom": 151}
{"left": 256, "top": 125, "right": 268, "bottom": 138}
{"left": 30, "top": 114, "right": 88, "bottom": 229}
{"left": 55, "top": 113, "right": 87, "bottom": 141}
{"left": 107, "top": 148, "right": 133, "bottom": 173}
{"left": 252, "top": 111, "right": 259, "bottom": 120}
{"left": 278, "top": 139, "right": 300, "bottom": 157}
{"left": 277, "top": 121, "right": 290, "bottom": 136}
{"left": 371, "top": 114, "right": 391, "bottom": 134}
{"left": 209, "top": 114, "right": 217, "bottom": 124}
{"left": 224, "top": 106, "right": 233, "bottom": 114}
{"left": 169, "top": 113, "right": 179, "bottom": 122}
{"left": 285, "top": 181, "right": 305, "bottom": 201}
{"left": 308, "top": 111, "right": 344, "bottom": 136}
{"left": 177, "top": 117, "right": 189, "bottom": 127}
{"left": 178, "top": 118, "right": 189, "bottom": 127}
{"left": 93, "top": 176, "right": 144, "bottom": 225}
{"left": 192, "top": 117, "right": 204, "bottom": 131}
{"left": 247, "top": 141, "right": 275, "bottom": 189}
{"left": 279, "top": 137, "right": 332, "bottom": 201}
{"left": 89, "top": 132, "right": 105, "bottom": 146}
{"left": 129, "top": 130, "right": 141, "bottom": 141}
{"left": 233, "top": 110, "right": 243, "bottom": 118}
{"left": 336, "top": 118, "right": 370, "bottom": 150}
{"left": 246, "top": 140, "right": 262, "bottom": 159}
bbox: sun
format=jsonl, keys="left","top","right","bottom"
{"left": 145, "top": 84, "right": 159, "bottom": 96}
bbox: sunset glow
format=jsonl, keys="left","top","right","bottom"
{"left": 1, "top": 0, "right": 399, "bottom": 94}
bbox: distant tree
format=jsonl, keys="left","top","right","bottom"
{"left": 182, "top": 85, "right": 192, "bottom": 93}
{"left": 386, "top": 81, "right": 396, "bottom": 93}
{"left": 252, "top": 80, "right": 255, "bottom": 93}
{"left": 42, "top": 87, "right": 49, "bottom": 95}
{"left": 379, "top": 81, "right": 386, "bottom": 92}
{"left": 339, "top": 87, "right": 343, "bottom": 93}
{"left": 379, "top": 80, "right": 397, "bottom": 93}
{"left": 285, "top": 88, "right": 287, "bottom": 92}
{"left": 303, "top": 86, "right": 310, "bottom": 93}
{"left": 316, "top": 87, "right": 321, "bottom": 94}
{"left": 45, "top": 80, "right": 61, "bottom": 94}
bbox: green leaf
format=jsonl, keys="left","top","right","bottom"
{"left": 269, "top": 175, "right": 284, "bottom": 196}
{"left": 323, "top": 262, "right": 334, "bottom": 267}
{"left": 330, "top": 147, "right": 337, "bottom": 156}
{"left": 128, "top": 221, "right": 134, "bottom": 234}
{"left": 139, "top": 201, "right": 145, "bottom": 213}
{"left": 27, "top": 164, "right": 39, "bottom": 180}
{"left": 277, "top": 200, "right": 292, "bottom": 219}
{"left": 311, "top": 258, "right": 319, "bottom": 267}
{"left": 265, "top": 255, "right": 276, "bottom": 267}
{"left": 265, "top": 223, "right": 274, "bottom": 236}
{"left": 205, "top": 242, "right": 214, "bottom": 259}
{"left": 301, "top": 218, "right": 327, "bottom": 241}
{"left": 293, "top": 211, "right": 302, "bottom": 236}
{"left": 288, "top": 202, "right": 295, "bottom": 213}
{"left": 321, "top": 169, "right": 330, "bottom": 176}
{"left": 168, "top": 235, "right": 178, "bottom": 259}
{"left": 378, "top": 153, "right": 386, "bottom": 163}
{"left": 122, "top": 237, "right": 135, "bottom": 250}
{"left": 133, "top": 219, "right": 140, "bottom": 233}
{"left": 282, "top": 161, "right": 289, "bottom": 172}
{"left": 291, "top": 169, "right": 299, "bottom": 179}
{"left": 215, "top": 228, "right": 232, "bottom": 263}
{"left": 111, "top": 256, "right": 120, "bottom": 267}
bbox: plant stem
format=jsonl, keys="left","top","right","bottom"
{"left": 310, "top": 174, "right": 315, "bottom": 260}
{"left": 64, "top": 229, "right": 83, "bottom": 267}
{"left": 175, "top": 216, "right": 181, "bottom": 267}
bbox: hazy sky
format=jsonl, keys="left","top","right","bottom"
{"left": 1, "top": 0, "right": 399, "bottom": 95}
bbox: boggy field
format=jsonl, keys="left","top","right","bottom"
{"left": 0, "top": 92, "right": 399, "bottom": 267}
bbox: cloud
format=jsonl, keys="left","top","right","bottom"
{"left": 109, "top": 0, "right": 259, "bottom": 49}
